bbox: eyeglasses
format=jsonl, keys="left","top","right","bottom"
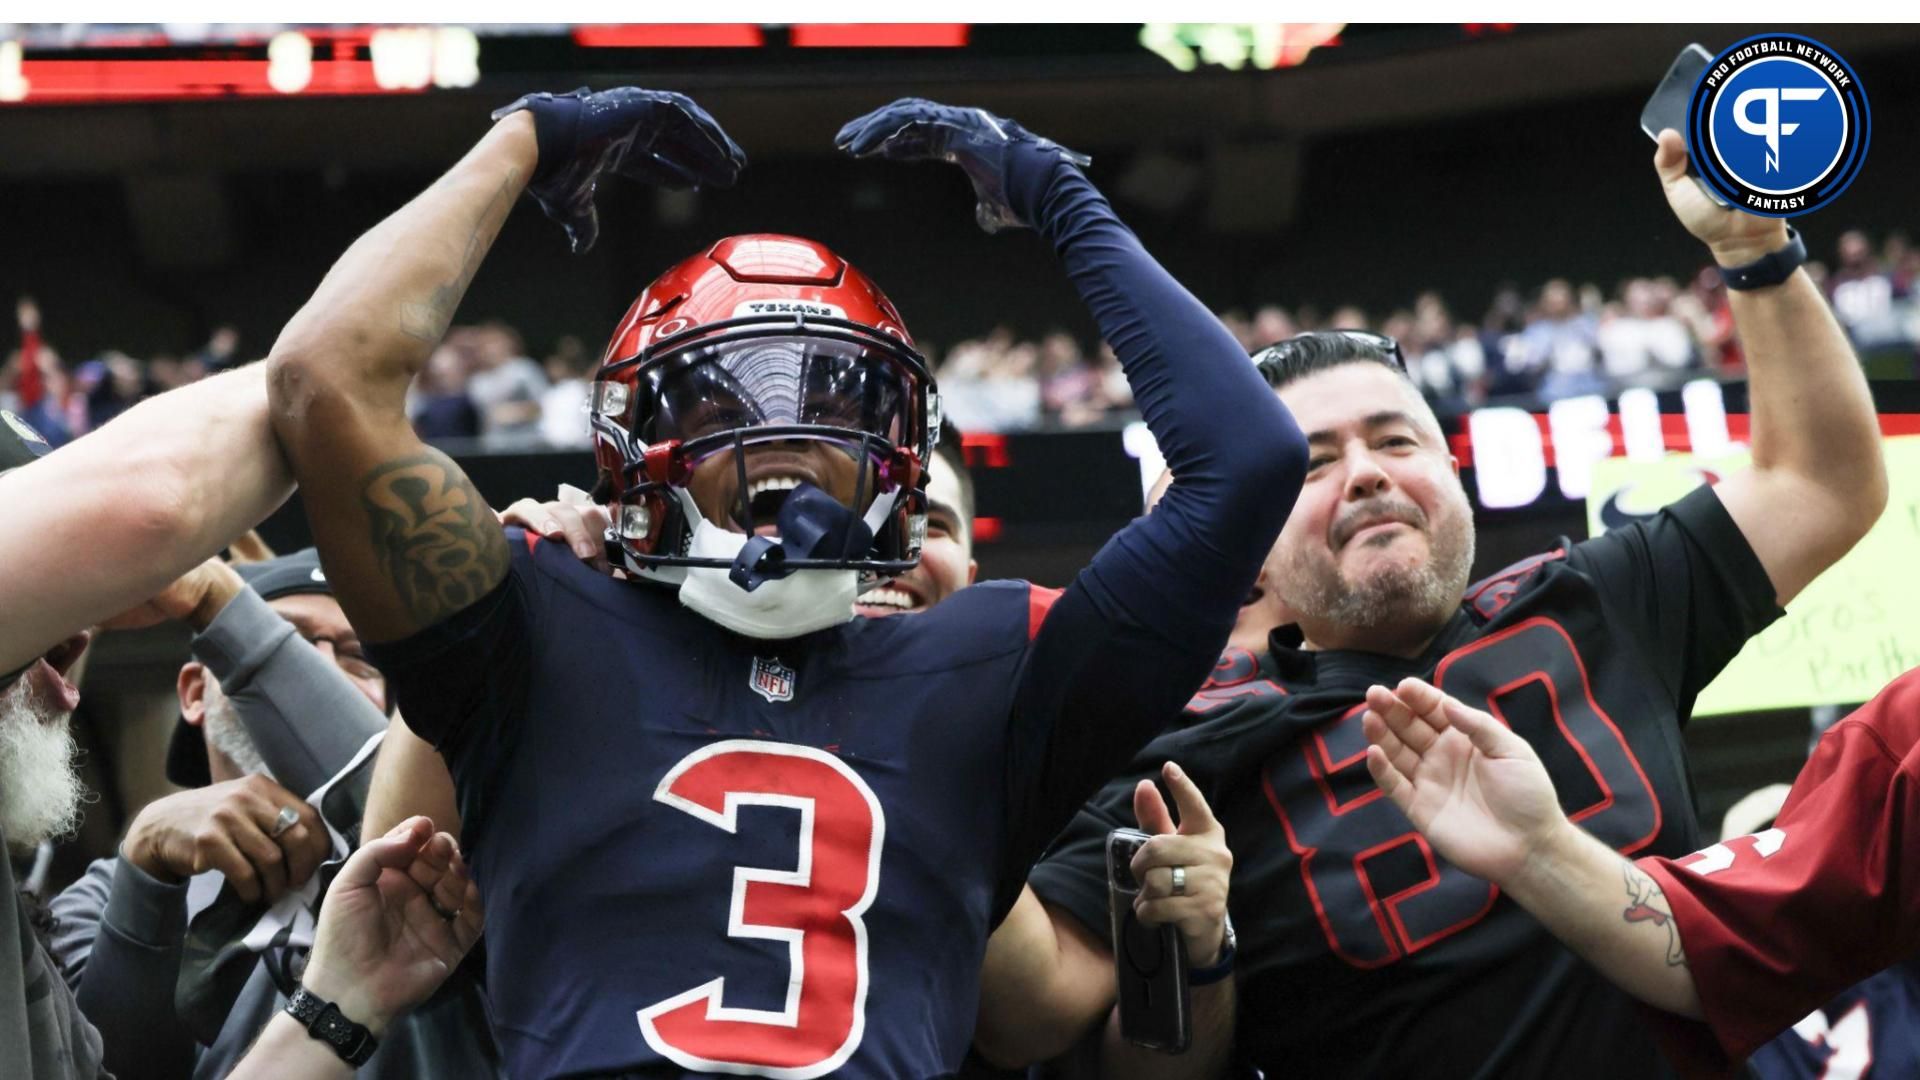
{"left": 1254, "top": 329, "right": 1408, "bottom": 373}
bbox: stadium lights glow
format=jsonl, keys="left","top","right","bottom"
{"left": 266, "top": 32, "right": 312, "bottom": 94}
{"left": 1139, "top": 23, "right": 1346, "bottom": 73}
{"left": 370, "top": 27, "right": 480, "bottom": 91}
{"left": 0, "top": 40, "right": 26, "bottom": 102}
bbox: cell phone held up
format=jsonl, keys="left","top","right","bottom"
{"left": 1107, "top": 826, "right": 1192, "bottom": 1054}
{"left": 1640, "top": 42, "right": 1735, "bottom": 209}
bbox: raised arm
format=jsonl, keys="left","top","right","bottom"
{"left": 265, "top": 89, "right": 743, "bottom": 642}
{"left": 1361, "top": 677, "right": 1704, "bottom": 1017}
{"left": 838, "top": 98, "right": 1307, "bottom": 846}
{"left": 1650, "top": 130, "right": 1886, "bottom": 604}
{"left": 0, "top": 363, "right": 291, "bottom": 672}
{"left": 265, "top": 115, "right": 531, "bottom": 641}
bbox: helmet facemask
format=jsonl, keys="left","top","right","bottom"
{"left": 596, "top": 311, "right": 939, "bottom": 593}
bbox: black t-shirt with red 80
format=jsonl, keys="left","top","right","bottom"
{"left": 1028, "top": 485, "right": 1782, "bottom": 1079}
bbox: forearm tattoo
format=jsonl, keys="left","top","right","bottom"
{"left": 360, "top": 450, "right": 508, "bottom": 627}
{"left": 1620, "top": 862, "right": 1689, "bottom": 968}
{"left": 400, "top": 167, "right": 521, "bottom": 344}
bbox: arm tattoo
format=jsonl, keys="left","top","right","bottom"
{"left": 1620, "top": 862, "right": 1689, "bottom": 968}
{"left": 400, "top": 167, "right": 521, "bottom": 343}
{"left": 360, "top": 450, "right": 509, "bottom": 627}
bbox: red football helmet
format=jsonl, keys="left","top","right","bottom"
{"left": 589, "top": 234, "right": 939, "bottom": 584}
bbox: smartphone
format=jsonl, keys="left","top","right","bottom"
{"left": 1108, "top": 827, "right": 1191, "bottom": 1053}
{"left": 1639, "top": 43, "right": 1734, "bottom": 208}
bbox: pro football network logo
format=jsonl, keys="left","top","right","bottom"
{"left": 1688, "top": 34, "right": 1869, "bottom": 217}
{"left": 749, "top": 655, "right": 797, "bottom": 703}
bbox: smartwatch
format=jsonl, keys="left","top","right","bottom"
{"left": 285, "top": 985, "right": 378, "bottom": 1067}
{"left": 1718, "top": 227, "right": 1807, "bottom": 291}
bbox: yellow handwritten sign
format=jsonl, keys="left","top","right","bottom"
{"left": 1586, "top": 436, "right": 1920, "bottom": 715}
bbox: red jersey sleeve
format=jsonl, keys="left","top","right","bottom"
{"left": 1635, "top": 667, "right": 1920, "bottom": 1072}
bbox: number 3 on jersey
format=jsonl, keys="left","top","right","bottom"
{"left": 638, "top": 740, "right": 885, "bottom": 1078}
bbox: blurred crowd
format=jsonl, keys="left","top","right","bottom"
{"left": 940, "top": 227, "right": 1920, "bottom": 431}
{"left": 8, "top": 228, "right": 1916, "bottom": 446}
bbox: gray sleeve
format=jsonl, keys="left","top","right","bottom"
{"left": 52, "top": 857, "right": 198, "bottom": 1080}
{"left": 192, "top": 587, "right": 386, "bottom": 796}
{"left": 46, "top": 858, "right": 117, "bottom": 990}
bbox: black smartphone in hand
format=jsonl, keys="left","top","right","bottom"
{"left": 1108, "top": 827, "right": 1191, "bottom": 1053}
{"left": 1640, "top": 43, "right": 1734, "bottom": 208}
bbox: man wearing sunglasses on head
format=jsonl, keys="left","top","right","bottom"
{"left": 1017, "top": 130, "right": 1885, "bottom": 1079}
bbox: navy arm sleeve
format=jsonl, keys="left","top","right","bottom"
{"left": 994, "top": 153, "right": 1307, "bottom": 912}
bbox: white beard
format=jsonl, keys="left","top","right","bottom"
{"left": 0, "top": 674, "right": 87, "bottom": 849}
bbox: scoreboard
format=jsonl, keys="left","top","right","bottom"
{"left": 0, "top": 23, "right": 1529, "bottom": 106}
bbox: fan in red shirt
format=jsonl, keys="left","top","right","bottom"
{"left": 1362, "top": 668, "right": 1920, "bottom": 1077}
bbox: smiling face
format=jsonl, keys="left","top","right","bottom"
{"left": 654, "top": 335, "right": 910, "bottom": 539}
{"left": 685, "top": 440, "right": 873, "bottom": 537}
{"left": 856, "top": 451, "right": 977, "bottom": 617}
{"left": 1272, "top": 362, "right": 1475, "bottom": 656}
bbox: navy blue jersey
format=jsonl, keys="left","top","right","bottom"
{"left": 373, "top": 527, "right": 1249, "bottom": 1078}
{"left": 1749, "top": 960, "right": 1920, "bottom": 1080}
{"left": 1029, "top": 485, "right": 1783, "bottom": 1079}
{"left": 366, "top": 140, "right": 1308, "bottom": 1079}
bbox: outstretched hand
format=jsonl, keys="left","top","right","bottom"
{"left": 1651, "top": 128, "right": 1790, "bottom": 265}
{"left": 1128, "top": 761, "right": 1233, "bottom": 966}
{"left": 494, "top": 87, "right": 748, "bottom": 253}
{"left": 298, "top": 816, "right": 483, "bottom": 1036}
{"left": 1362, "top": 677, "right": 1566, "bottom": 886}
{"left": 835, "top": 98, "right": 1089, "bottom": 234}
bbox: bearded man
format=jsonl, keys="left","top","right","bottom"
{"left": 1023, "top": 127, "right": 1887, "bottom": 1079}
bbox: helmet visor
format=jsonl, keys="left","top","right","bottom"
{"left": 640, "top": 335, "right": 909, "bottom": 449}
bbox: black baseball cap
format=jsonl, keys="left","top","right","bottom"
{"left": 165, "top": 549, "right": 333, "bottom": 787}
{"left": 0, "top": 410, "right": 52, "bottom": 476}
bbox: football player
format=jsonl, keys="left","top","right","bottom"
{"left": 1363, "top": 669, "right": 1920, "bottom": 1079}
{"left": 1020, "top": 129, "right": 1886, "bottom": 1076}
{"left": 483, "top": 435, "right": 1242, "bottom": 1080}
{"left": 264, "top": 88, "right": 1307, "bottom": 1079}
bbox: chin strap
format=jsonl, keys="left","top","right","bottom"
{"left": 730, "top": 482, "right": 876, "bottom": 592}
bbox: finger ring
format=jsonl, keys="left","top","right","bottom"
{"left": 430, "top": 898, "right": 461, "bottom": 921}
{"left": 1171, "top": 866, "right": 1187, "bottom": 896}
{"left": 269, "top": 806, "right": 300, "bottom": 839}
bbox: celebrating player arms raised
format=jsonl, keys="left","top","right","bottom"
{"left": 1365, "top": 669, "right": 1920, "bottom": 1077}
{"left": 265, "top": 88, "right": 1305, "bottom": 1077}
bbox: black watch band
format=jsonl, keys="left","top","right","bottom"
{"left": 1718, "top": 227, "right": 1807, "bottom": 291}
{"left": 286, "top": 986, "right": 378, "bottom": 1067}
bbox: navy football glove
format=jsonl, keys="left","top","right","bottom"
{"left": 834, "top": 98, "right": 1090, "bottom": 234}
{"left": 492, "top": 86, "right": 747, "bottom": 254}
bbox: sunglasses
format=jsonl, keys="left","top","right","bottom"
{"left": 1256, "top": 329, "right": 1408, "bottom": 373}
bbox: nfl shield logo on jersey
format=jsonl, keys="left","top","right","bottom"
{"left": 749, "top": 656, "right": 797, "bottom": 703}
